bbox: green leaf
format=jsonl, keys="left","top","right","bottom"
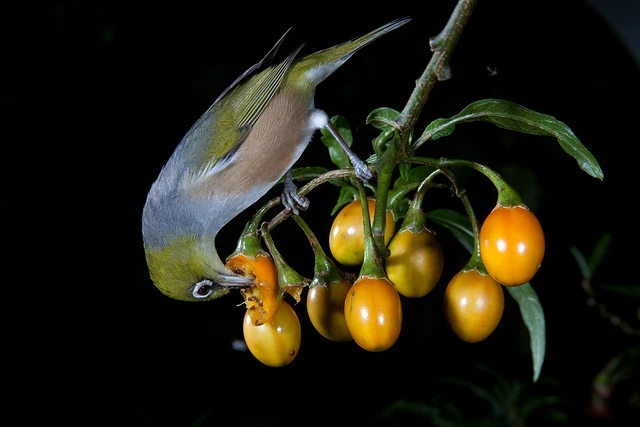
{"left": 373, "top": 128, "right": 395, "bottom": 156}
{"left": 398, "top": 162, "right": 411, "bottom": 183}
{"left": 390, "top": 196, "right": 410, "bottom": 223}
{"left": 367, "top": 108, "right": 399, "bottom": 156}
{"left": 589, "top": 233, "right": 613, "bottom": 276}
{"left": 569, "top": 233, "right": 613, "bottom": 280}
{"left": 320, "top": 115, "right": 353, "bottom": 169}
{"left": 331, "top": 186, "right": 357, "bottom": 216}
{"left": 569, "top": 246, "right": 591, "bottom": 279}
{"left": 387, "top": 182, "right": 419, "bottom": 223}
{"left": 519, "top": 395, "right": 566, "bottom": 420}
{"left": 425, "top": 209, "right": 474, "bottom": 253}
{"left": 506, "top": 284, "right": 546, "bottom": 382}
{"left": 419, "top": 99, "right": 604, "bottom": 180}
{"left": 366, "top": 107, "right": 400, "bottom": 130}
{"left": 428, "top": 208, "right": 546, "bottom": 382}
{"left": 599, "top": 284, "right": 640, "bottom": 299}
{"left": 440, "top": 377, "right": 503, "bottom": 408}
{"left": 394, "top": 165, "right": 439, "bottom": 188}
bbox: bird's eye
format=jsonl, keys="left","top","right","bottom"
{"left": 192, "top": 280, "right": 214, "bottom": 299}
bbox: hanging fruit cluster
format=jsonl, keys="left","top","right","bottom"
{"left": 223, "top": 100, "right": 600, "bottom": 374}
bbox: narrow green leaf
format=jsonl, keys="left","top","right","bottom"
{"left": 425, "top": 209, "right": 474, "bottom": 253}
{"left": 589, "top": 233, "right": 613, "bottom": 276}
{"left": 599, "top": 284, "right": 640, "bottom": 299}
{"left": 428, "top": 208, "right": 546, "bottom": 382}
{"left": 569, "top": 246, "right": 591, "bottom": 279}
{"left": 519, "top": 395, "right": 566, "bottom": 420}
{"left": 506, "top": 284, "right": 546, "bottom": 382}
{"left": 440, "top": 377, "right": 503, "bottom": 408}
{"left": 419, "top": 99, "right": 604, "bottom": 180}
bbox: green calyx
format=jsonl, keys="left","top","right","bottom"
{"left": 260, "top": 222, "right": 309, "bottom": 294}
{"left": 293, "top": 215, "right": 349, "bottom": 288}
{"left": 399, "top": 169, "right": 442, "bottom": 233}
{"left": 462, "top": 240, "right": 489, "bottom": 276}
{"left": 230, "top": 198, "right": 278, "bottom": 259}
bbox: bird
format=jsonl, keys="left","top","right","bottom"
{"left": 142, "top": 17, "right": 411, "bottom": 302}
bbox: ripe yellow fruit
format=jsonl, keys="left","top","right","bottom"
{"left": 386, "top": 227, "right": 444, "bottom": 298}
{"left": 329, "top": 198, "right": 395, "bottom": 266}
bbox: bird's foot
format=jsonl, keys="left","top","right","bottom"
{"left": 281, "top": 170, "right": 309, "bottom": 215}
{"left": 351, "top": 157, "right": 373, "bottom": 182}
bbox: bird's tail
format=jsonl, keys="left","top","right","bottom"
{"left": 291, "top": 17, "right": 411, "bottom": 85}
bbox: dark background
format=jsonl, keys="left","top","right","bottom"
{"left": 7, "top": 0, "right": 639, "bottom": 425}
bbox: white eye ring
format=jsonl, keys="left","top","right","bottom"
{"left": 192, "top": 280, "right": 214, "bottom": 299}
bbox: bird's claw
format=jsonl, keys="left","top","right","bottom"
{"left": 282, "top": 177, "right": 309, "bottom": 215}
{"left": 352, "top": 158, "right": 373, "bottom": 182}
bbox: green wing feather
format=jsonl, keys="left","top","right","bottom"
{"left": 183, "top": 35, "right": 302, "bottom": 185}
{"left": 234, "top": 50, "right": 299, "bottom": 129}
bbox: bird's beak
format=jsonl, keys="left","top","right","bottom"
{"left": 218, "top": 272, "right": 255, "bottom": 289}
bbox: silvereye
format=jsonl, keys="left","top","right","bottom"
{"left": 142, "top": 17, "right": 411, "bottom": 302}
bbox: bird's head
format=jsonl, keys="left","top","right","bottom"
{"left": 143, "top": 233, "right": 252, "bottom": 302}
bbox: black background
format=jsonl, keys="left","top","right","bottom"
{"left": 7, "top": 0, "right": 639, "bottom": 425}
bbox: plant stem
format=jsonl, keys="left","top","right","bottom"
{"left": 409, "top": 156, "right": 524, "bottom": 207}
{"left": 358, "top": 181, "right": 386, "bottom": 279}
{"left": 292, "top": 214, "right": 337, "bottom": 281}
{"left": 266, "top": 168, "right": 361, "bottom": 230}
{"left": 260, "top": 221, "right": 309, "bottom": 290}
{"left": 438, "top": 165, "right": 485, "bottom": 272}
{"left": 366, "top": 0, "right": 477, "bottom": 260}
{"left": 437, "top": 158, "right": 523, "bottom": 206}
{"left": 395, "top": 0, "right": 477, "bottom": 139}
{"left": 400, "top": 169, "right": 442, "bottom": 231}
{"left": 413, "top": 169, "right": 442, "bottom": 212}
{"left": 268, "top": 0, "right": 477, "bottom": 232}
{"left": 372, "top": 140, "right": 400, "bottom": 254}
